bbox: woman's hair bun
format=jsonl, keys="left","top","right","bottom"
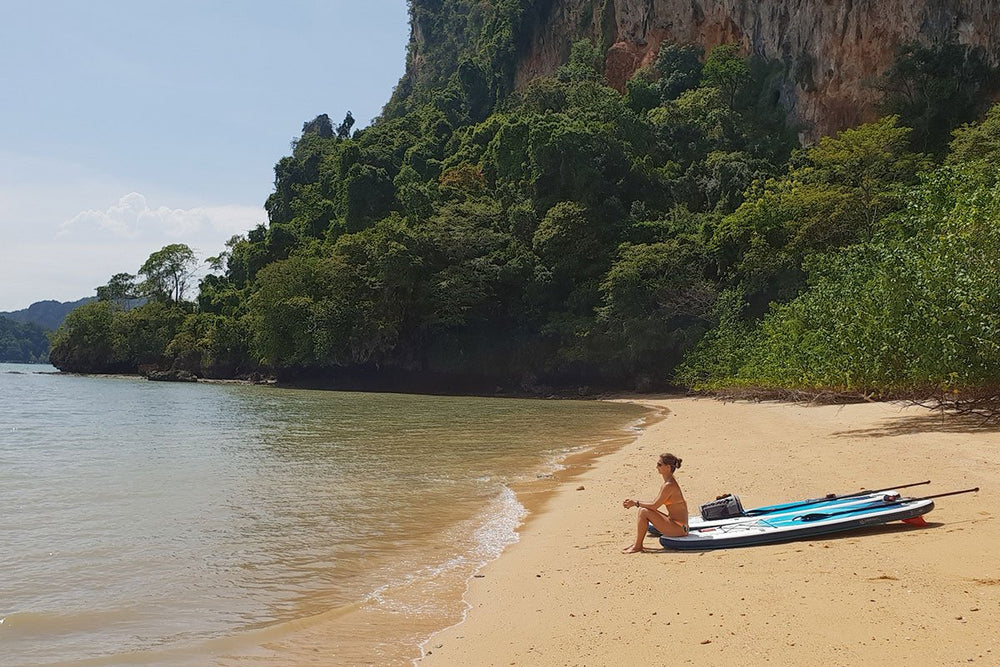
{"left": 660, "top": 453, "right": 682, "bottom": 469}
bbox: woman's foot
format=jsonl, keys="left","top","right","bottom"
{"left": 621, "top": 545, "right": 644, "bottom": 554}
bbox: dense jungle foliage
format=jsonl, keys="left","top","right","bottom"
{"left": 677, "top": 108, "right": 1000, "bottom": 395}
{"left": 0, "top": 317, "right": 49, "bottom": 363}
{"left": 49, "top": 2, "right": 1000, "bottom": 395}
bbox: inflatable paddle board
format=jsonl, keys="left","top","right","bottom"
{"left": 659, "top": 495, "right": 935, "bottom": 550}
{"left": 688, "top": 489, "right": 903, "bottom": 529}
{"left": 647, "top": 487, "right": 919, "bottom": 537}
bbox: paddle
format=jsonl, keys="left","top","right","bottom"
{"left": 743, "top": 480, "right": 932, "bottom": 516}
{"left": 793, "top": 487, "right": 980, "bottom": 522}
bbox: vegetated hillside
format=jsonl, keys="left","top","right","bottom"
{"left": 49, "top": 1, "right": 1000, "bottom": 399}
{"left": 0, "top": 298, "right": 95, "bottom": 331}
{"left": 0, "top": 298, "right": 94, "bottom": 364}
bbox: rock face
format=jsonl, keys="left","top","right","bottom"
{"left": 144, "top": 369, "right": 199, "bottom": 383}
{"left": 513, "top": 0, "right": 1000, "bottom": 139}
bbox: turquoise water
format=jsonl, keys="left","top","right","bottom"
{"left": 0, "top": 363, "right": 648, "bottom": 664}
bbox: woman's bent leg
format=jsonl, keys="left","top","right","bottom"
{"left": 623, "top": 508, "right": 686, "bottom": 553}
{"left": 622, "top": 509, "right": 650, "bottom": 553}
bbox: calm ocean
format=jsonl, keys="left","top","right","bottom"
{"left": 0, "top": 363, "right": 648, "bottom": 665}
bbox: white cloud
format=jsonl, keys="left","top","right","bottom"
{"left": 60, "top": 192, "right": 263, "bottom": 244}
{"left": 0, "top": 185, "right": 266, "bottom": 311}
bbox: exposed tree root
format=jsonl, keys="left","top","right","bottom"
{"left": 695, "top": 386, "right": 1000, "bottom": 424}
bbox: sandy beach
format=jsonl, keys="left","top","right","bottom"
{"left": 418, "top": 397, "right": 998, "bottom": 666}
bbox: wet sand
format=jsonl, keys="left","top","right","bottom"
{"left": 418, "top": 397, "right": 999, "bottom": 666}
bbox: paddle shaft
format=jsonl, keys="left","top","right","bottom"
{"left": 796, "top": 486, "right": 979, "bottom": 522}
{"left": 915, "top": 487, "right": 980, "bottom": 501}
{"left": 745, "top": 480, "right": 931, "bottom": 516}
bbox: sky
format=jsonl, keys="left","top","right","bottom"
{"left": 0, "top": 1, "right": 411, "bottom": 311}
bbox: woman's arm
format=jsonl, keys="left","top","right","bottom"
{"left": 631, "top": 482, "right": 674, "bottom": 510}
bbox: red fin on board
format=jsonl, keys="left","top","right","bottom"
{"left": 901, "top": 516, "right": 928, "bottom": 526}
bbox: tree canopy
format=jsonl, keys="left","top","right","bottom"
{"left": 138, "top": 244, "right": 198, "bottom": 303}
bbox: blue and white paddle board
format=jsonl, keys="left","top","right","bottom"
{"left": 647, "top": 489, "right": 903, "bottom": 536}
{"left": 659, "top": 495, "right": 934, "bottom": 550}
{"left": 688, "top": 490, "right": 902, "bottom": 528}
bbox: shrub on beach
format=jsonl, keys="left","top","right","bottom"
{"left": 678, "top": 155, "right": 1000, "bottom": 396}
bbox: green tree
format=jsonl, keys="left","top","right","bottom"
{"left": 114, "top": 301, "right": 188, "bottom": 367}
{"left": 196, "top": 273, "right": 243, "bottom": 316}
{"left": 599, "top": 240, "right": 716, "bottom": 386}
{"left": 701, "top": 44, "right": 750, "bottom": 107}
{"left": 947, "top": 102, "right": 1000, "bottom": 166}
{"left": 139, "top": 244, "right": 198, "bottom": 303}
{"left": 49, "top": 301, "right": 125, "bottom": 373}
{"left": 344, "top": 163, "right": 395, "bottom": 230}
{"left": 556, "top": 39, "right": 604, "bottom": 83}
{"left": 225, "top": 227, "right": 270, "bottom": 289}
{"left": 311, "top": 215, "right": 423, "bottom": 366}
{"left": 96, "top": 272, "right": 136, "bottom": 307}
{"left": 712, "top": 116, "right": 929, "bottom": 311}
{"left": 247, "top": 254, "right": 329, "bottom": 368}
{"left": 625, "top": 68, "right": 660, "bottom": 115}
{"left": 532, "top": 202, "right": 613, "bottom": 283}
{"left": 518, "top": 77, "right": 568, "bottom": 113}
{"left": 881, "top": 42, "right": 996, "bottom": 154}
{"left": 164, "top": 312, "right": 252, "bottom": 377}
{"left": 526, "top": 114, "right": 631, "bottom": 209}
{"left": 655, "top": 43, "right": 703, "bottom": 101}
{"left": 336, "top": 111, "right": 356, "bottom": 139}
{"left": 0, "top": 317, "right": 49, "bottom": 362}
{"left": 248, "top": 215, "right": 423, "bottom": 370}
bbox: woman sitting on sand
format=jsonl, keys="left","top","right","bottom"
{"left": 622, "top": 453, "right": 688, "bottom": 553}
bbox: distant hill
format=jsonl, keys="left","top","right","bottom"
{"left": 0, "top": 298, "right": 95, "bottom": 332}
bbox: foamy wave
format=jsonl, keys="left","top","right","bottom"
{"left": 365, "top": 485, "right": 526, "bottom": 618}
{"left": 526, "top": 414, "right": 650, "bottom": 482}
{"left": 469, "top": 485, "right": 526, "bottom": 561}
{"left": 409, "top": 486, "right": 529, "bottom": 662}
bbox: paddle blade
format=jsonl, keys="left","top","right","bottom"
{"left": 901, "top": 516, "right": 928, "bottom": 526}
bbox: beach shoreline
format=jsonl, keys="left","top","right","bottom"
{"left": 200, "top": 396, "right": 656, "bottom": 666}
{"left": 418, "top": 397, "right": 998, "bottom": 666}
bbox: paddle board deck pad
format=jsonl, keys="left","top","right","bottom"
{"left": 658, "top": 497, "right": 934, "bottom": 550}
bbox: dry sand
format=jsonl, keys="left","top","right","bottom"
{"left": 418, "top": 397, "right": 998, "bottom": 666}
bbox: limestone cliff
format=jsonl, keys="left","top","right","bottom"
{"left": 515, "top": 0, "right": 1000, "bottom": 138}
{"left": 399, "top": 0, "right": 1000, "bottom": 140}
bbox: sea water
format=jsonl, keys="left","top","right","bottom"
{"left": 0, "top": 363, "right": 649, "bottom": 665}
